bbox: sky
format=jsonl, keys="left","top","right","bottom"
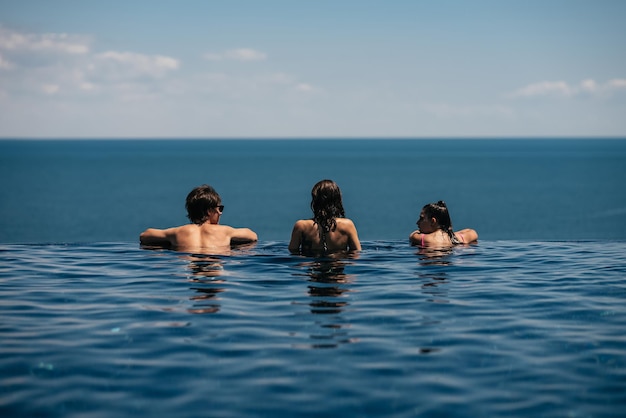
{"left": 0, "top": 0, "right": 625, "bottom": 138}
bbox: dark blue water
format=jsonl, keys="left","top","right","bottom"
{"left": 2, "top": 139, "right": 626, "bottom": 416}
{"left": 1, "top": 240, "right": 625, "bottom": 417}
{"left": 1, "top": 138, "right": 625, "bottom": 244}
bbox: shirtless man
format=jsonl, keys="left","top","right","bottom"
{"left": 140, "top": 184, "right": 257, "bottom": 251}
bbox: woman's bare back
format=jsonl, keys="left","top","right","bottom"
{"left": 289, "top": 218, "right": 360, "bottom": 254}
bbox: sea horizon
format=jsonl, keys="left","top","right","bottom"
{"left": 2, "top": 136, "right": 626, "bottom": 141}
{"left": 1, "top": 137, "right": 625, "bottom": 244}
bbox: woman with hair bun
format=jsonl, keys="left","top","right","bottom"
{"left": 409, "top": 201, "right": 478, "bottom": 247}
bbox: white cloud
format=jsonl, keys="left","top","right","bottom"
{"left": 0, "top": 27, "right": 180, "bottom": 100}
{"left": 41, "top": 84, "right": 60, "bottom": 94}
{"left": 0, "top": 26, "right": 89, "bottom": 54}
{"left": 295, "top": 83, "right": 314, "bottom": 92}
{"left": 0, "top": 26, "right": 326, "bottom": 137}
{"left": 0, "top": 51, "right": 180, "bottom": 102}
{"left": 580, "top": 78, "right": 597, "bottom": 93}
{"left": 607, "top": 78, "right": 626, "bottom": 89}
{"left": 80, "top": 82, "right": 97, "bottom": 91}
{"left": 204, "top": 48, "right": 267, "bottom": 62}
{"left": 226, "top": 48, "right": 267, "bottom": 61}
{"left": 95, "top": 51, "right": 179, "bottom": 78}
{"left": 0, "top": 53, "right": 12, "bottom": 69}
{"left": 193, "top": 71, "right": 313, "bottom": 98}
{"left": 510, "top": 81, "right": 574, "bottom": 98}
{"left": 510, "top": 78, "right": 626, "bottom": 99}
{"left": 203, "top": 53, "right": 223, "bottom": 61}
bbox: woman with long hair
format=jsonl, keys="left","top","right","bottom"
{"left": 289, "top": 179, "right": 361, "bottom": 255}
{"left": 409, "top": 200, "right": 478, "bottom": 247}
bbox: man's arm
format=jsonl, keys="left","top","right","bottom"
{"left": 139, "top": 228, "right": 175, "bottom": 247}
{"left": 229, "top": 227, "right": 258, "bottom": 244}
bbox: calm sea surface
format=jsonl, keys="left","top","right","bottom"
{"left": 1, "top": 139, "right": 626, "bottom": 416}
{"left": 1, "top": 138, "right": 625, "bottom": 243}
{"left": 1, "top": 241, "right": 625, "bottom": 417}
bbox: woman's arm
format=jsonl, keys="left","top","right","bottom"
{"left": 288, "top": 221, "right": 303, "bottom": 254}
{"left": 409, "top": 230, "right": 422, "bottom": 246}
{"left": 457, "top": 228, "right": 478, "bottom": 244}
{"left": 345, "top": 219, "right": 361, "bottom": 251}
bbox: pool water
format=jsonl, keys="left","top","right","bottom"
{"left": 1, "top": 240, "right": 625, "bottom": 417}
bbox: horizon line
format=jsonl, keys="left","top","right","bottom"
{"left": 1, "top": 136, "right": 626, "bottom": 141}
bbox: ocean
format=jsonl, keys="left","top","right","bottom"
{"left": 1, "top": 138, "right": 625, "bottom": 417}
{"left": 1, "top": 138, "right": 625, "bottom": 243}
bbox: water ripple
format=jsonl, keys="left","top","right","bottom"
{"left": 1, "top": 241, "right": 625, "bottom": 417}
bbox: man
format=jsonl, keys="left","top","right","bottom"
{"left": 140, "top": 184, "right": 257, "bottom": 251}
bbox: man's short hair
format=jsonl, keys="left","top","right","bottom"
{"left": 185, "top": 184, "right": 221, "bottom": 224}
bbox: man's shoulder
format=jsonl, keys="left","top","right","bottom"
{"left": 173, "top": 224, "right": 201, "bottom": 236}
{"left": 199, "top": 223, "right": 233, "bottom": 231}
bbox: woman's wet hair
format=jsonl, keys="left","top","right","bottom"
{"left": 310, "top": 179, "right": 345, "bottom": 233}
{"left": 423, "top": 200, "right": 461, "bottom": 245}
{"left": 186, "top": 184, "right": 221, "bottom": 225}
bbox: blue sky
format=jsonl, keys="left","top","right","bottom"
{"left": 0, "top": 0, "right": 625, "bottom": 138}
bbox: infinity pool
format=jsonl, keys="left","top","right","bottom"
{"left": 1, "top": 241, "right": 625, "bottom": 417}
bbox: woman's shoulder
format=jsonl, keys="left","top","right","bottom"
{"left": 410, "top": 230, "right": 444, "bottom": 245}
{"left": 409, "top": 230, "right": 425, "bottom": 245}
{"left": 335, "top": 218, "right": 357, "bottom": 229}
{"left": 292, "top": 219, "right": 315, "bottom": 229}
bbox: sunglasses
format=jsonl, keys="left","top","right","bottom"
{"left": 216, "top": 205, "right": 225, "bottom": 212}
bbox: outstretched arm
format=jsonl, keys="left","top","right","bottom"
{"left": 288, "top": 222, "right": 303, "bottom": 254}
{"left": 346, "top": 220, "right": 361, "bottom": 251}
{"left": 139, "top": 228, "right": 175, "bottom": 247}
{"left": 457, "top": 228, "right": 478, "bottom": 244}
{"left": 230, "top": 227, "right": 258, "bottom": 244}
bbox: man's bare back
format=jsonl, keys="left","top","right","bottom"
{"left": 141, "top": 223, "right": 257, "bottom": 251}
{"left": 139, "top": 184, "right": 257, "bottom": 252}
